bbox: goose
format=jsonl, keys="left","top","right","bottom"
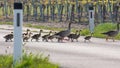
{"left": 23, "top": 32, "right": 32, "bottom": 42}
{"left": 67, "top": 30, "right": 78, "bottom": 42}
{"left": 47, "top": 32, "right": 57, "bottom": 42}
{"left": 54, "top": 22, "right": 72, "bottom": 42}
{"left": 101, "top": 23, "right": 120, "bottom": 42}
{"left": 75, "top": 30, "right": 82, "bottom": 42}
{"left": 84, "top": 33, "right": 93, "bottom": 42}
{"left": 68, "top": 30, "right": 81, "bottom": 42}
{"left": 31, "top": 29, "right": 43, "bottom": 41}
{"left": 42, "top": 31, "right": 52, "bottom": 42}
{"left": 3, "top": 32, "right": 13, "bottom": 42}
{"left": 22, "top": 29, "right": 30, "bottom": 37}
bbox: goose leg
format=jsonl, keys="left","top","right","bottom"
{"left": 37, "top": 39, "right": 39, "bottom": 42}
{"left": 61, "top": 38, "right": 64, "bottom": 42}
{"left": 46, "top": 39, "right": 48, "bottom": 42}
{"left": 60, "top": 38, "right": 64, "bottom": 42}
{"left": 37, "top": 38, "right": 40, "bottom": 42}
{"left": 23, "top": 39, "right": 26, "bottom": 42}
{"left": 58, "top": 39, "right": 60, "bottom": 42}
{"left": 58, "top": 38, "right": 61, "bottom": 42}
{"left": 51, "top": 39, "right": 53, "bottom": 42}
{"left": 10, "top": 39, "right": 12, "bottom": 42}
{"left": 71, "top": 39, "right": 74, "bottom": 42}
{"left": 58, "top": 37, "right": 62, "bottom": 42}
{"left": 31, "top": 38, "right": 33, "bottom": 41}
{"left": 42, "top": 38, "right": 44, "bottom": 41}
{"left": 106, "top": 36, "right": 109, "bottom": 41}
{"left": 23, "top": 40, "right": 25, "bottom": 42}
{"left": 36, "top": 39, "right": 38, "bottom": 42}
{"left": 89, "top": 39, "right": 91, "bottom": 42}
{"left": 84, "top": 40, "right": 86, "bottom": 42}
{"left": 112, "top": 37, "right": 115, "bottom": 42}
{"left": 5, "top": 39, "right": 8, "bottom": 42}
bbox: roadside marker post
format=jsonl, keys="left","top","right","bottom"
{"left": 13, "top": 3, "right": 23, "bottom": 64}
{"left": 89, "top": 5, "right": 94, "bottom": 33}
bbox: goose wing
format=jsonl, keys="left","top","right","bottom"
{"left": 55, "top": 30, "right": 70, "bottom": 37}
{"left": 68, "top": 34, "right": 77, "bottom": 38}
{"left": 4, "top": 34, "right": 13, "bottom": 39}
{"left": 84, "top": 36, "right": 91, "bottom": 40}
{"left": 32, "top": 34, "right": 40, "bottom": 38}
{"left": 101, "top": 30, "right": 118, "bottom": 36}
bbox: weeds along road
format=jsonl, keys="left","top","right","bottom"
{"left": 0, "top": 29, "right": 120, "bottom": 68}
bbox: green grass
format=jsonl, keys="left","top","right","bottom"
{"left": 0, "top": 54, "right": 59, "bottom": 68}
{"left": 80, "top": 23, "right": 120, "bottom": 40}
{"left": 24, "top": 23, "right": 65, "bottom": 31}
{"left": 94, "top": 23, "right": 116, "bottom": 38}
{"left": 24, "top": 23, "right": 79, "bottom": 34}
{"left": 0, "top": 22, "right": 13, "bottom": 25}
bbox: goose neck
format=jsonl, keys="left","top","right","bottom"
{"left": 117, "top": 23, "right": 119, "bottom": 31}
{"left": 68, "top": 23, "right": 71, "bottom": 30}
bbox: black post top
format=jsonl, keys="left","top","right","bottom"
{"left": 89, "top": 6, "right": 94, "bottom": 10}
{"left": 14, "top": 3, "right": 22, "bottom": 9}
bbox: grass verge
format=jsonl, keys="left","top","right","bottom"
{"left": 0, "top": 54, "right": 59, "bottom": 68}
{"left": 81, "top": 23, "right": 120, "bottom": 40}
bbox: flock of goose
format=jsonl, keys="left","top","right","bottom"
{"left": 3, "top": 22, "right": 120, "bottom": 42}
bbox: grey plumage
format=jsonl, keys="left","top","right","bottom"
{"left": 84, "top": 33, "right": 93, "bottom": 42}
{"left": 47, "top": 32, "right": 57, "bottom": 42}
{"left": 68, "top": 30, "right": 81, "bottom": 42}
{"left": 42, "top": 31, "right": 52, "bottom": 42}
{"left": 54, "top": 22, "right": 72, "bottom": 42}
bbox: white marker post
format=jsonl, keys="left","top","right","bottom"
{"left": 89, "top": 5, "right": 94, "bottom": 33}
{"left": 13, "top": 3, "right": 23, "bottom": 63}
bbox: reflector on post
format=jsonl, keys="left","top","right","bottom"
{"left": 13, "top": 2, "right": 23, "bottom": 64}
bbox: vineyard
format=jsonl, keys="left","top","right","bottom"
{"left": 0, "top": 0, "right": 120, "bottom": 24}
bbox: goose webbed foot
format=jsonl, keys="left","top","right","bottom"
{"left": 71, "top": 39, "right": 74, "bottom": 42}
{"left": 112, "top": 37, "right": 115, "bottom": 42}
